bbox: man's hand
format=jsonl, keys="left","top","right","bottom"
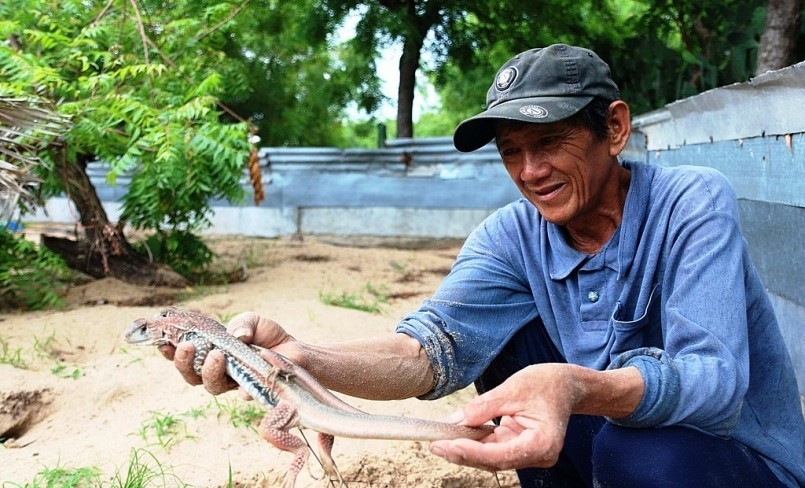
{"left": 429, "top": 363, "right": 579, "bottom": 471}
{"left": 159, "top": 311, "right": 301, "bottom": 395}
{"left": 429, "top": 363, "right": 643, "bottom": 471}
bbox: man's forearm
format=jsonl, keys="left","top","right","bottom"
{"left": 297, "top": 332, "right": 435, "bottom": 401}
{"left": 569, "top": 364, "right": 644, "bottom": 419}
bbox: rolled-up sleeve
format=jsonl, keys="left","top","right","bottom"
{"left": 396, "top": 210, "right": 540, "bottom": 399}
{"left": 606, "top": 347, "right": 681, "bottom": 427}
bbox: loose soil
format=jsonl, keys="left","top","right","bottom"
{"left": 0, "top": 233, "right": 518, "bottom": 487}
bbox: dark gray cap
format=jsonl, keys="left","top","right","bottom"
{"left": 453, "top": 44, "right": 620, "bottom": 152}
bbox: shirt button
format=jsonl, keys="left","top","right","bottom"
{"left": 587, "top": 291, "right": 600, "bottom": 303}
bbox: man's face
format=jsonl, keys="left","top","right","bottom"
{"left": 495, "top": 120, "right": 616, "bottom": 227}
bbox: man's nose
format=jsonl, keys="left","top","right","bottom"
{"left": 520, "top": 150, "right": 551, "bottom": 181}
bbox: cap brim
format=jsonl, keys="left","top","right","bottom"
{"left": 453, "top": 95, "right": 594, "bottom": 152}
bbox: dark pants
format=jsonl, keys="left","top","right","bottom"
{"left": 474, "top": 318, "right": 786, "bottom": 488}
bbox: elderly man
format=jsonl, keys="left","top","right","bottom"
{"left": 166, "top": 45, "right": 805, "bottom": 487}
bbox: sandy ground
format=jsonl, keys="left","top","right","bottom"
{"left": 0, "top": 235, "right": 518, "bottom": 487}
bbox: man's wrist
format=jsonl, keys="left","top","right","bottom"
{"left": 570, "top": 364, "right": 644, "bottom": 419}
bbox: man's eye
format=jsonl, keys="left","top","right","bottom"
{"left": 538, "top": 137, "right": 560, "bottom": 147}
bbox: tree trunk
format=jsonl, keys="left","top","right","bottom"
{"left": 396, "top": 36, "right": 422, "bottom": 139}
{"left": 44, "top": 150, "right": 188, "bottom": 287}
{"left": 756, "top": 0, "right": 804, "bottom": 74}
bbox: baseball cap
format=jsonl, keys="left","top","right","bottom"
{"left": 453, "top": 44, "right": 620, "bottom": 152}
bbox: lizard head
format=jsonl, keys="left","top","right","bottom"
{"left": 123, "top": 307, "right": 185, "bottom": 346}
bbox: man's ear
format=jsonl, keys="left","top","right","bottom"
{"left": 607, "top": 100, "right": 632, "bottom": 157}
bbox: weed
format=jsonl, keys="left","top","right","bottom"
{"left": 51, "top": 362, "right": 81, "bottom": 379}
{"left": 32, "top": 331, "right": 58, "bottom": 358}
{"left": 213, "top": 397, "right": 263, "bottom": 431}
{"left": 182, "top": 405, "right": 208, "bottom": 421}
{"left": 0, "top": 336, "right": 27, "bottom": 369}
{"left": 319, "top": 282, "right": 389, "bottom": 314}
{"left": 389, "top": 260, "right": 419, "bottom": 281}
{"left": 110, "top": 448, "right": 189, "bottom": 488}
{"left": 215, "top": 311, "right": 237, "bottom": 324}
{"left": 2, "top": 461, "right": 101, "bottom": 487}
{"left": 138, "top": 410, "right": 190, "bottom": 449}
{"left": 365, "top": 282, "right": 390, "bottom": 303}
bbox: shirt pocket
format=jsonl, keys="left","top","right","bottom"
{"left": 609, "top": 284, "right": 663, "bottom": 353}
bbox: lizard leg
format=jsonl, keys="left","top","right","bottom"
{"left": 317, "top": 432, "right": 344, "bottom": 487}
{"left": 258, "top": 402, "right": 307, "bottom": 488}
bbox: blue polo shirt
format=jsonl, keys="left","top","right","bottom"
{"left": 397, "top": 161, "right": 805, "bottom": 487}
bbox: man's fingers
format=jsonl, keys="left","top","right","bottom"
{"left": 158, "top": 344, "right": 176, "bottom": 360}
{"left": 430, "top": 439, "right": 500, "bottom": 471}
{"left": 201, "top": 349, "right": 237, "bottom": 395}
{"left": 174, "top": 342, "right": 203, "bottom": 386}
{"left": 431, "top": 429, "right": 555, "bottom": 471}
{"left": 226, "top": 312, "right": 258, "bottom": 341}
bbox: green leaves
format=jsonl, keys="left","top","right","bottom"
{"left": 0, "top": 228, "right": 72, "bottom": 310}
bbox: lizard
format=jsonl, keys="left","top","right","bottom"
{"left": 123, "top": 307, "right": 495, "bottom": 488}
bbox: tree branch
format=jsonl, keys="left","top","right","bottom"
{"left": 195, "top": 0, "right": 251, "bottom": 43}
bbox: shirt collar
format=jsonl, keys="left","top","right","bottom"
{"left": 546, "top": 161, "right": 650, "bottom": 280}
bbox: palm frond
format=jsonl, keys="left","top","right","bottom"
{"left": 0, "top": 97, "right": 70, "bottom": 223}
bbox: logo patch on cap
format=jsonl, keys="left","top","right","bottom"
{"left": 495, "top": 67, "right": 518, "bottom": 91}
{"left": 519, "top": 105, "right": 548, "bottom": 118}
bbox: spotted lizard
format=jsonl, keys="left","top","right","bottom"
{"left": 123, "top": 307, "right": 494, "bottom": 487}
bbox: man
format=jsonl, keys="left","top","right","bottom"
{"left": 165, "top": 45, "right": 805, "bottom": 487}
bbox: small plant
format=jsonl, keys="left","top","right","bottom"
{"left": 319, "top": 282, "right": 389, "bottom": 314}
{"left": 0, "top": 336, "right": 27, "bottom": 369}
{"left": 2, "top": 461, "right": 101, "bottom": 487}
{"left": 389, "top": 260, "right": 419, "bottom": 282}
{"left": 0, "top": 228, "right": 73, "bottom": 311}
{"left": 32, "top": 332, "right": 58, "bottom": 358}
{"left": 138, "top": 410, "right": 190, "bottom": 449}
{"left": 133, "top": 230, "right": 215, "bottom": 282}
{"left": 109, "top": 448, "right": 189, "bottom": 488}
{"left": 215, "top": 311, "right": 237, "bottom": 324}
{"left": 213, "top": 396, "right": 263, "bottom": 431}
{"left": 51, "top": 362, "right": 81, "bottom": 379}
{"left": 182, "top": 405, "right": 208, "bottom": 421}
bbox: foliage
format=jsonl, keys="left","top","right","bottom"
{"left": 0, "top": 0, "right": 254, "bottom": 274}
{"left": 137, "top": 410, "right": 190, "bottom": 449}
{"left": 420, "top": 0, "right": 797, "bottom": 131}
{"left": 2, "top": 463, "right": 102, "bottom": 488}
{"left": 319, "top": 281, "right": 389, "bottom": 314}
{"left": 134, "top": 230, "right": 214, "bottom": 279}
{"left": 607, "top": 0, "right": 770, "bottom": 114}
{"left": 3, "top": 448, "right": 189, "bottom": 488}
{"left": 201, "top": 0, "right": 383, "bottom": 146}
{"left": 0, "top": 228, "right": 71, "bottom": 310}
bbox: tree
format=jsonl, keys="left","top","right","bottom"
{"left": 328, "top": 0, "right": 503, "bottom": 140}
{"left": 1, "top": 0, "right": 255, "bottom": 286}
{"left": 337, "top": 0, "right": 633, "bottom": 139}
{"left": 422, "top": 0, "right": 804, "bottom": 130}
{"left": 217, "top": 1, "right": 385, "bottom": 147}
{"left": 756, "top": 0, "right": 805, "bottom": 73}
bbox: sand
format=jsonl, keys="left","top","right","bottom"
{"left": 0, "top": 235, "right": 518, "bottom": 487}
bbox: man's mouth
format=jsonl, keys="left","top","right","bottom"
{"left": 529, "top": 182, "right": 564, "bottom": 200}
